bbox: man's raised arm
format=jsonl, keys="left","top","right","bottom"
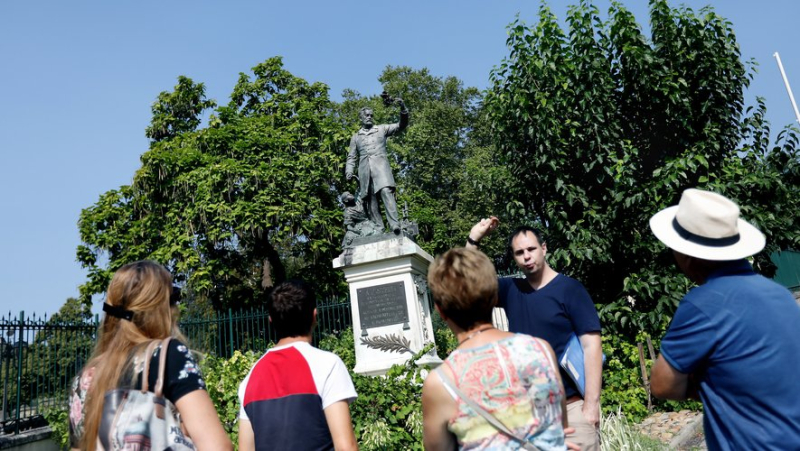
{"left": 466, "top": 216, "right": 499, "bottom": 248}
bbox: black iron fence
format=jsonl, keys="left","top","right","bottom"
{"left": 0, "top": 298, "right": 352, "bottom": 435}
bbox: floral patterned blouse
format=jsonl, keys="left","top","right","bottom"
{"left": 68, "top": 339, "right": 206, "bottom": 448}
{"left": 441, "top": 334, "right": 566, "bottom": 450}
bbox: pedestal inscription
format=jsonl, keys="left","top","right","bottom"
{"left": 357, "top": 281, "right": 409, "bottom": 331}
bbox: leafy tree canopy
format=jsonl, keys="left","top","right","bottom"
{"left": 484, "top": 0, "right": 800, "bottom": 334}
{"left": 78, "top": 57, "right": 349, "bottom": 311}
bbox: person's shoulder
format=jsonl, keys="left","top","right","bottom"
{"left": 162, "top": 338, "right": 193, "bottom": 359}
{"left": 507, "top": 333, "right": 545, "bottom": 349}
{"left": 552, "top": 273, "right": 591, "bottom": 293}
{"left": 498, "top": 276, "right": 515, "bottom": 288}
{"left": 293, "top": 343, "right": 347, "bottom": 367}
{"left": 554, "top": 273, "right": 584, "bottom": 286}
{"left": 499, "top": 276, "right": 530, "bottom": 291}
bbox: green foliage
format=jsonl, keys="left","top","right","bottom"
{"left": 348, "top": 350, "right": 429, "bottom": 450}
{"left": 602, "top": 332, "right": 701, "bottom": 422}
{"left": 145, "top": 76, "right": 217, "bottom": 142}
{"left": 201, "top": 349, "right": 260, "bottom": 447}
{"left": 44, "top": 407, "right": 70, "bottom": 450}
{"left": 431, "top": 312, "right": 457, "bottom": 360}
{"left": 318, "top": 329, "right": 429, "bottom": 450}
{"left": 78, "top": 57, "right": 350, "bottom": 310}
{"left": 710, "top": 102, "right": 800, "bottom": 274}
{"left": 485, "top": 0, "right": 800, "bottom": 336}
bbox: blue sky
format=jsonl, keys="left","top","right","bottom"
{"left": 1, "top": 1, "right": 798, "bottom": 317}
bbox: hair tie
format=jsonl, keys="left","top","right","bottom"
{"left": 103, "top": 303, "right": 134, "bottom": 321}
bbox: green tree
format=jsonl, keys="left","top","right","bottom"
{"left": 78, "top": 57, "right": 350, "bottom": 310}
{"left": 145, "top": 75, "right": 217, "bottom": 142}
{"left": 485, "top": 0, "right": 800, "bottom": 335}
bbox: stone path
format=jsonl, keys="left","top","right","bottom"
{"left": 636, "top": 410, "right": 706, "bottom": 449}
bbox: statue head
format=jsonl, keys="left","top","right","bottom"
{"left": 359, "top": 107, "right": 374, "bottom": 128}
{"left": 341, "top": 191, "right": 356, "bottom": 206}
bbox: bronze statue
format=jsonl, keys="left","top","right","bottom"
{"left": 340, "top": 191, "right": 383, "bottom": 248}
{"left": 345, "top": 93, "right": 408, "bottom": 233}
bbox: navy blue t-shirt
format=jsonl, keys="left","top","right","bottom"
{"left": 660, "top": 260, "right": 800, "bottom": 450}
{"left": 498, "top": 274, "right": 601, "bottom": 398}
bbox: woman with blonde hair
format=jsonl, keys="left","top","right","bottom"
{"left": 423, "top": 248, "right": 572, "bottom": 451}
{"left": 68, "top": 260, "right": 232, "bottom": 450}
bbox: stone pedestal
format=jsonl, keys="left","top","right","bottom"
{"left": 333, "top": 235, "right": 442, "bottom": 376}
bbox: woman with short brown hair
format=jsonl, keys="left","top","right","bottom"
{"left": 423, "top": 248, "right": 570, "bottom": 450}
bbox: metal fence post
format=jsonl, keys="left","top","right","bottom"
{"left": 14, "top": 311, "right": 24, "bottom": 434}
{"left": 228, "top": 308, "right": 234, "bottom": 358}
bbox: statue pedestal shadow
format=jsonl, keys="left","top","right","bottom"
{"left": 333, "top": 234, "right": 442, "bottom": 376}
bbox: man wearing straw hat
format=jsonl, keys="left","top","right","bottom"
{"left": 649, "top": 188, "right": 800, "bottom": 450}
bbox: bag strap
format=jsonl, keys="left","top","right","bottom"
{"left": 140, "top": 340, "right": 161, "bottom": 394}
{"left": 435, "top": 367, "right": 541, "bottom": 451}
{"left": 154, "top": 337, "right": 172, "bottom": 398}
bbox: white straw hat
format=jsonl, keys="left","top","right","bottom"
{"left": 649, "top": 189, "right": 765, "bottom": 260}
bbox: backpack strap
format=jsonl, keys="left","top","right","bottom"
{"left": 435, "top": 366, "right": 541, "bottom": 451}
{"left": 140, "top": 340, "right": 161, "bottom": 394}
{"left": 154, "top": 337, "right": 172, "bottom": 398}
{"left": 152, "top": 337, "right": 172, "bottom": 420}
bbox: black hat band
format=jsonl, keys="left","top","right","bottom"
{"left": 672, "top": 217, "right": 740, "bottom": 247}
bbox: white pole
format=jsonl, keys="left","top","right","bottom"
{"left": 774, "top": 52, "right": 800, "bottom": 125}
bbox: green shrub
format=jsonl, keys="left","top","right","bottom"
{"left": 319, "top": 328, "right": 429, "bottom": 450}
{"left": 432, "top": 314, "right": 457, "bottom": 360}
{"left": 201, "top": 349, "right": 260, "bottom": 448}
{"left": 44, "top": 407, "right": 70, "bottom": 450}
{"left": 347, "top": 349, "right": 429, "bottom": 451}
{"left": 601, "top": 332, "right": 701, "bottom": 422}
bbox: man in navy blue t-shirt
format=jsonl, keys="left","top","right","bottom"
{"left": 649, "top": 189, "right": 800, "bottom": 450}
{"left": 467, "top": 217, "right": 603, "bottom": 451}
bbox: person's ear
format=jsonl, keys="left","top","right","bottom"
{"left": 312, "top": 308, "right": 318, "bottom": 328}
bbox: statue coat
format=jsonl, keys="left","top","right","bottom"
{"left": 345, "top": 112, "right": 408, "bottom": 198}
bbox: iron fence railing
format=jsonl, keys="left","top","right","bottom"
{"left": 182, "top": 299, "right": 352, "bottom": 358}
{"left": 0, "top": 311, "right": 98, "bottom": 435}
{"left": 0, "top": 298, "right": 352, "bottom": 435}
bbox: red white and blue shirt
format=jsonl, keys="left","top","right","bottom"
{"left": 237, "top": 342, "right": 357, "bottom": 450}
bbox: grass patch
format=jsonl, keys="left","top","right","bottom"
{"left": 601, "top": 409, "right": 669, "bottom": 451}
